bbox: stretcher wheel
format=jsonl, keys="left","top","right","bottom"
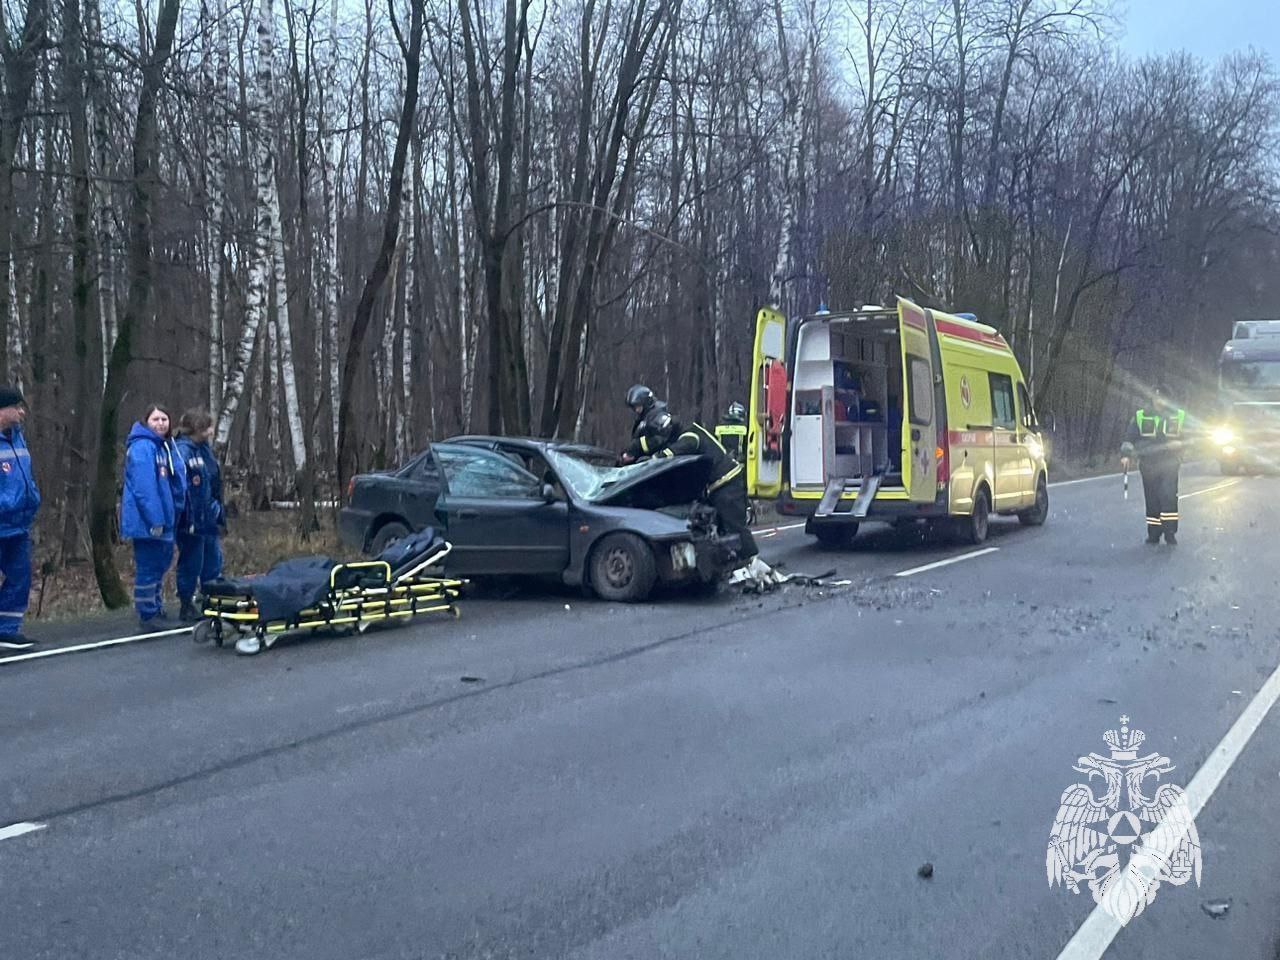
{"left": 192, "top": 619, "right": 214, "bottom": 645}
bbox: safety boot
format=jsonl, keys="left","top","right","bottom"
{"left": 179, "top": 598, "right": 200, "bottom": 623}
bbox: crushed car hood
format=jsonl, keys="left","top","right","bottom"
{"left": 588, "top": 455, "right": 714, "bottom": 510}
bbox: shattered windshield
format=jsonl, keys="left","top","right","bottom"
{"left": 546, "top": 448, "right": 635, "bottom": 500}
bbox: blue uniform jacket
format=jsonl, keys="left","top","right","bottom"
{"left": 175, "top": 436, "right": 224, "bottom": 536}
{"left": 122, "top": 423, "right": 187, "bottom": 542}
{"left": 0, "top": 425, "right": 41, "bottom": 538}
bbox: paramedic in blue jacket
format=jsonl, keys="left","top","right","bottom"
{"left": 0, "top": 386, "right": 40, "bottom": 650}
{"left": 174, "top": 409, "right": 224, "bottom": 622}
{"left": 122, "top": 404, "right": 187, "bottom": 627}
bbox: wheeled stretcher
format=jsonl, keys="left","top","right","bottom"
{"left": 194, "top": 528, "right": 462, "bottom": 655}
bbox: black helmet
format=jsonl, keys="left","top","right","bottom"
{"left": 725, "top": 401, "right": 746, "bottom": 424}
{"left": 626, "top": 384, "right": 655, "bottom": 412}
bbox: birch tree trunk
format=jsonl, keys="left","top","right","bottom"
{"left": 204, "top": 0, "right": 231, "bottom": 414}
{"left": 215, "top": 0, "right": 276, "bottom": 452}
{"left": 399, "top": 141, "right": 416, "bottom": 460}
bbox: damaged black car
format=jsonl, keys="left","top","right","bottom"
{"left": 337, "top": 437, "right": 744, "bottom": 601}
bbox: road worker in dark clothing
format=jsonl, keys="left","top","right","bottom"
{"left": 715, "top": 402, "right": 748, "bottom": 464}
{"left": 1120, "top": 385, "right": 1187, "bottom": 545}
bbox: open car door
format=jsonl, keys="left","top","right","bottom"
{"left": 897, "top": 299, "right": 938, "bottom": 503}
{"left": 748, "top": 307, "right": 788, "bottom": 498}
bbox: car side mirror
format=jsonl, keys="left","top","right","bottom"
{"left": 541, "top": 483, "right": 557, "bottom": 503}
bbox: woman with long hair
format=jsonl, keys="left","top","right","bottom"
{"left": 174, "top": 409, "right": 225, "bottom": 622}
{"left": 121, "top": 403, "right": 187, "bottom": 627}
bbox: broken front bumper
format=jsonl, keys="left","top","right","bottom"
{"left": 656, "top": 533, "right": 742, "bottom": 583}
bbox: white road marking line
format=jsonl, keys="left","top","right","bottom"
{"left": 0, "top": 627, "right": 189, "bottom": 666}
{"left": 750, "top": 521, "right": 806, "bottom": 534}
{"left": 893, "top": 547, "right": 999, "bottom": 578}
{"left": 1050, "top": 473, "right": 1121, "bottom": 488}
{"left": 0, "top": 821, "right": 47, "bottom": 842}
{"left": 1055, "top": 659, "right": 1280, "bottom": 960}
{"left": 1179, "top": 478, "right": 1241, "bottom": 500}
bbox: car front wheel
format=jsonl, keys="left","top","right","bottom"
{"left": 590, "top": 533, "right": 658, "bottom": 603}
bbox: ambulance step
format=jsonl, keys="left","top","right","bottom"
{"left": 850, "top": 473, "right": 883, "bottom": 518}
{"left": 815, "top": 478, "right": 847, "bottom": 518}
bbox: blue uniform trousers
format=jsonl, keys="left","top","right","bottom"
{"left": 133, "top": 538, "right": 174, "bottom": 621}
{"left": 176, "top": 532, "right": 223, "bottom": 602}
{"left": 0, "top": 532, "right": 33, "bottom": 635}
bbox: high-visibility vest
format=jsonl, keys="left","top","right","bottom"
{"left": 1135, "top": 408, "right": 1185, "bottom": 438}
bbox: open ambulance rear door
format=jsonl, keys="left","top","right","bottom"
{"left": 897, "top": 299, "right": 938, "bottom": 503}
{"left": 748, "top": 307, "right": 788, "bottom": 498}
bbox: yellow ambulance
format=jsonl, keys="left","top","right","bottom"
{"left": 746, "top": 297, "right": 1050, "bottom": 546}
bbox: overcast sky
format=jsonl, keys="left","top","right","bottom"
{"left": 1117, "top": 0, "right": 1280, "bottom": 61}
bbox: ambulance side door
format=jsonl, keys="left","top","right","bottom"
{"left": 748, "top": 307, "right": 788, "bottom": 498}
{"left": 897, "top": 299, "right": 938, "bottom": 503}
{"left": 989, "top": 372, "right": 1021, "bottom": 509}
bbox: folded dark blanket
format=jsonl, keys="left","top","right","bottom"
{"left": 204, "top": 556, "right": 338, "bottom": 622}
{"left": 375, "top": 527, "right": 444, "bottom": 576}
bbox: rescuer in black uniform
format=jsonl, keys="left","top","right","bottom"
{"left": 619, "top": 384, "right": 674, "bottom": 465}
{"left": 619, "top": 388, "right": 758, "bottom": 561}
{"left": 1120, "top": 383, "right": 1187, "bottom": 546}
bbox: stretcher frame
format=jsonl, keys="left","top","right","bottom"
{"left": 194, "top": 540, "right": 463, "bottom": 651}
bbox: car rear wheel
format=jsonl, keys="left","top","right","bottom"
{"left": 1018, "top": 477, "right": 1049, "bottom": 526}
{"left": 812, "top": 523, "right": 859, "bottom": 549}
{"left": 590, "top": 533, "right": 658, "bottom": 603}
{"left": 957, "top": 487, "right": 991, "bottom": 545}
{"left": 369, "top": 520, "right": 410, "bottom": 556}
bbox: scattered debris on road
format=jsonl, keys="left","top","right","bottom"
{"left": 460, "top": 676, "right": 485, "bottom": 684}
{"left": 727, "top": 557, "right": 850, "bottom": 593}
{"left": 917, "top": 862, "right": 934, "bottom": 879}
{"left": 1200, "top": 899, "right": 1231, "bottom": 920}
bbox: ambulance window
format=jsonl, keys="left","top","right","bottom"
{"left": 907, "top": 355, "right": 932, "bottom": 424}
{"left": 1017, "top": 382, "right": 1038, "bottom": 430}
{"left": 991, "top": 374, "right": 1016, "bottom": 429}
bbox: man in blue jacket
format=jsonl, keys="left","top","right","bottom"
{"left": 0, "top": 386, "right": 40, "bottom": 650}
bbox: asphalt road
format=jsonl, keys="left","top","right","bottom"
{"left": 3, "top": 464, "right": 1278, "bottom": 960}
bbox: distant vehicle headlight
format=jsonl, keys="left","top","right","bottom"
{"left": 1211, "top": 426, "right": 1235, "bottom": 446}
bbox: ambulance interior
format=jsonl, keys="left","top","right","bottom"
{"left": 790, "top": 312, "right": 906, "bottom": 492}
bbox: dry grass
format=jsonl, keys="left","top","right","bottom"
{"left": 28, "top": 510, "right": 343, "bottom": 623}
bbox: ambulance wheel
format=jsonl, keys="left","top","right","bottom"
{"left": 369, "top": 521, "right": 410, "bottom": 556}
{"left": 813, "top": 524, "right": 859, "bottom": 549}
{"left": 590, "top": 533, "right": 657, "bottom": 603}
{"left": 1018, "top": 477, "right": 1049, "bottom": 527}
{"left": 957, "top": 488, "right": 991, "bottom": 545}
